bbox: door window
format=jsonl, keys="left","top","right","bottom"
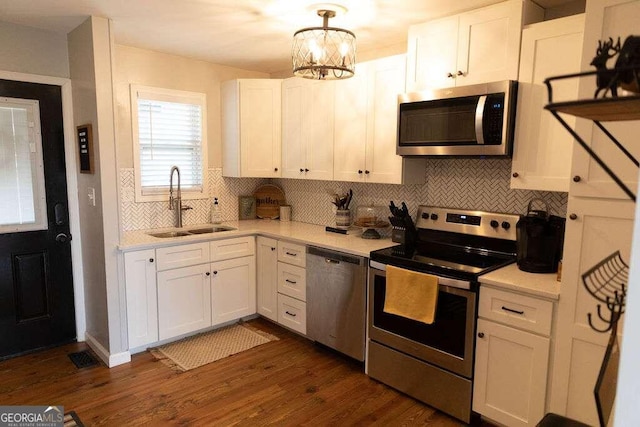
{"left": 0, "top": 97, "right": 47, "bottom": 233}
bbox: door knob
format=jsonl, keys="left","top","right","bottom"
{"left": 55, "top": 233, "right": 72, "bottom": 243}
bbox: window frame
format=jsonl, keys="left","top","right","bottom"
{"left": 0, "top": 97, "right": 48, "bottom": 234}
{"left": 130, "top": 85, "right": 208, "bottom": 202}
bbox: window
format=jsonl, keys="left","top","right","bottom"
{"left": 0, "top": 97, "right": 47, "bottom": 233}
{"left": 131, "top": 85, "right": 207, "bottom": 201}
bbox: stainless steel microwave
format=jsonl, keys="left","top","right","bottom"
{"left": 397, "top": 80, "right": 518, "bottom": 157}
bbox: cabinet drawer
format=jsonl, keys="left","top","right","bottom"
{"left": 156, "top": 242, "right": 210, "bottom": 271}
{"left": 278, "top": 294, "right": 306, "bottom": 335}
{"left": 211, "top": 236, "right": 255, "bottom": 261}
{"left": 479, "top": 286, "right": 553, "bottom": 336}
{"left": 278, "top": 241, "right": 306, "bottom": 267}
{"left": 277, "top": 262, "right": 306, "bottom": 302}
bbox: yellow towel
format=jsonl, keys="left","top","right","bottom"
{"left": 383, "top": 265, "right": 439, "bottom": 324}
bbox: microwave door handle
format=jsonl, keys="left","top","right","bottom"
{"left": 475, "top": 95, "right": 487, "bottom": 145}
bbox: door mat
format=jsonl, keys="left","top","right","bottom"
{"left": 149, "top": 323, "right": 279, "bottom": 372}
{"left": 68, "top": 350, "right": 99, "bottom": 369}
{"left": 64, "top": 411, "right": 84, "bottom": 427}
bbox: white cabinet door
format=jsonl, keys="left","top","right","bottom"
{"left": 333, "top": 63, "right": 368, "bottom": 182}
{"left": 569, "top": 0, "right": 640, "bottom": 199}
{"left": 281, "top": 78, "right": 334, "bottom": 180}
{"left": 256, "top": 236, "right": 278, "bottom": 322}
{"left": 157, "top": 263, "right": 211, "bottom": 340}
{"left": 474, "top": 318, "right": 550, "bottom": 427}
{"left": 406, "top": 16, "right": 459, "bottom": 92}
{"left": 211, "top": 255, "right": 256, "bottom": 325}
{"left": 406, "top": 1, "right": 525, "bottom": 91}
{"left": 221, "top": 79, "right": 281, "bottom": 178}
{"left": 549, "top": 197, "right": 634, "bottom": 424}
{"left": 511, "top": 15, "right": 585, "bottom": 192}
{"left": 457, "top": 0, "right": 523, "bottom": 87}
{"left": 124, "top": 249, "right": 158, "bottom": 348}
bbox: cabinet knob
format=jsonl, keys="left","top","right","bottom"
{"left": 365, "top": 170, "right": 370, "bottom": 174}
{"left": 305, "top": 168, "right": 309, "bottom": 172}
{"left": 149, "top": 258, "right": 154, "bottom": 263}
{"left": 457, "top": 70, "right": 465, "bottom": 76}
{"left": 274, "top": 167, "right": 278, "bottom": 172}
{"left": 358, "top": 170, "right": 363, "bottom": 174}
{"left": 206, "top": 272, "right": 210, "bottom": 276}
{"left": 300, "top": 168, "right": 304, "bottom": 172}
{"left": 447, "top": 72, "right": 454, "bottom": 78}
{"left": 573, "top": 175, "right": 581, "bottom": 182}
{"left": 271, "top": 247, "right": 276, "bottom": 251}
{"left": 569, "top": 213, "right": 578, "bottom": 220}
{"left": 512, "top": 172, "right": 519, "bottom": 178}
{"left": 478, "top": 332, "right": 485, "bottom": 338}
{"left": 213, "top": 270, "right": 218, "bottom": 275}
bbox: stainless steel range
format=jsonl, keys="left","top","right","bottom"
{"left": 367, "top": 205, "right": 519, "bottom": 424}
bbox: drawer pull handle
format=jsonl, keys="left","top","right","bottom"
{"left": 285, "top": 279, "right": 297, "bottom": 284}
{"left": 501, "top": 306, "right": 524, "bottom": 315}
{"left": 285, "top": 252, "right": 297, "bottom": 256}
{"left": 325, "top": 259, "right": 339, "bottom": 264}
{"left": 285, "top": 311, "right": 297, "bottom": 317}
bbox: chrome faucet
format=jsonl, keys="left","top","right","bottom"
{"left": 169, "top": 166, "right": 192, "bottom": 228}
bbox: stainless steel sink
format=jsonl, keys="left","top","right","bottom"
{"left": 148, "top": 231, "right": 192, "bottom": 238}
{"left": 147, "top": 226, "right": 236, "bottom": 238}
{"left": 188, "top": 226, "right": 236, "bottom": 234}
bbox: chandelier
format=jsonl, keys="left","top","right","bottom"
{"left": 292, "top": 8, "right": 356, "bottom": 80}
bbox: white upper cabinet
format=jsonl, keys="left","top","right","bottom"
{"left": 334, "top": 55, "right": 425, "bottom": 184}
{"left": 222, "top": 79, "right": 282, "bottom": 178}
{"left": 511, "top": 15, "right": 585, "bottom": 192}
{"left": 406, "top": 0, "right": 541, "bottom": 92}
{"left": 281, "top": 78, "right": 335, "bottom": 180}
{"left": 568, "top": 0, "right": 640, "bottom": 199}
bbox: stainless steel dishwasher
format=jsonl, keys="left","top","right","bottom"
{"left": 306, "top": 246, "right": 367, "bottom": 361}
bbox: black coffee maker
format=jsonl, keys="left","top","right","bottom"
{"left": 516, "top": 199, "right": 566, "bottom": 273}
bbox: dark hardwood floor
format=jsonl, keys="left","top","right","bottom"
{"left": 0, "top": 318, "right": 478, "bottom": 426}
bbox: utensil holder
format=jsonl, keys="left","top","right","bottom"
{"left": 335, "top": 209, "right": 351, "bottom": 229}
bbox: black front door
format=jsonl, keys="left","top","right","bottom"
{"left": 0, "top": 79, "right": 76, "bottom": 359}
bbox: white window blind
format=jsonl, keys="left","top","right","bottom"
{"left": 132, "top": 86, "right": 206, "bottom": 198}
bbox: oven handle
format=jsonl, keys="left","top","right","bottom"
{"left": 369, "top": 260, "right": 471, "bottom": 291}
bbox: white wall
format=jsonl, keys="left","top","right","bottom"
{"left": 113, "top": 45, "right": 269, "bottom": 170}
{"left": 67, "top": 16, "right": 122, "bottom": 358}
{"left": 0, "top": 21, "right": 70, "bottom": 78}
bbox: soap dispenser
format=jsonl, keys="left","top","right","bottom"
{"left": 211, "top": 197, "right": 222, "bottom": 224}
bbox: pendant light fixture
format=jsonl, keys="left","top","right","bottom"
{"left": 292, "top": 6, "right": 356, "bottom": 80}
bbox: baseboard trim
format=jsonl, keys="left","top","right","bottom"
{"left": 85, "top": 332, "right": 131, "bottom": 368}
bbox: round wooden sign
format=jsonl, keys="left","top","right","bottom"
{"left": 253, "top": 184, "right": 286, "bottom": 219}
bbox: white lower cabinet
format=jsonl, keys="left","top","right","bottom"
{"left": 473, "top": 286, "right": 553, "bottom": 427}
{"left": 124, "top": 249, "right": 158, "bottom": 348}
{"left": 157, "top": 263, "right": 212, "bottom": 341}
{"left": 277, "top": 293, "right": 306, "bottom": 335}
{"left": 256, "top": 236, "right": 278, "bottom": 321}
{"left": 211, "top": 255, "right": 256, "bottom": 325}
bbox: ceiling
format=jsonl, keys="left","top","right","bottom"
{"left": 0, "top": 0, "right": 578, "bottom": 74}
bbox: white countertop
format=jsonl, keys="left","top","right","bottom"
{"left": 119, "top": 220, "right": 398, "bottom": 258}
{"left": 480, "top": 263, "right": 561, "bottom": 300}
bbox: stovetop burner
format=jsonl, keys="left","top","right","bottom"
{"left": 371, "top": 206, "right": 519, "bottom": 281}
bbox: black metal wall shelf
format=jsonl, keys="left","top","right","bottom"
{"left": 544, "top": 69, "right": 640, "bottom": 202}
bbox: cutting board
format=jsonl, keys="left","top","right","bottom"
{"left": 253, "top": 184, "right": 286, "bottom": 219}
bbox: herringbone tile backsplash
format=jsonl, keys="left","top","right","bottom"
{"left": 120, "top": 160, "right": 568, "bottom": 231}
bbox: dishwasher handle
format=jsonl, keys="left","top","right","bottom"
{"left": 307, "top": 246, "right": 364, "bottom": 266}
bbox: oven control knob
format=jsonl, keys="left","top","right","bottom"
{"left": 501, "top": 221, "right": 511, "bottom": 230}
{"left": 490, "top": 220, "right": 499, "bottom": 228}
{"left": 421, "top": 212, "right": 429, "bottom": 219}
{"left": 430, "top": 213, "right": 438, "bottom": 221}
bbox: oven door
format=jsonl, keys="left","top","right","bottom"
{"left": 368, "top": 261, "right": 477, "bottom": 378}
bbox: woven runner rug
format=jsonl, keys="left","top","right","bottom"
{"left": 150, "top": 323, "right": 278, "bottom": 372}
